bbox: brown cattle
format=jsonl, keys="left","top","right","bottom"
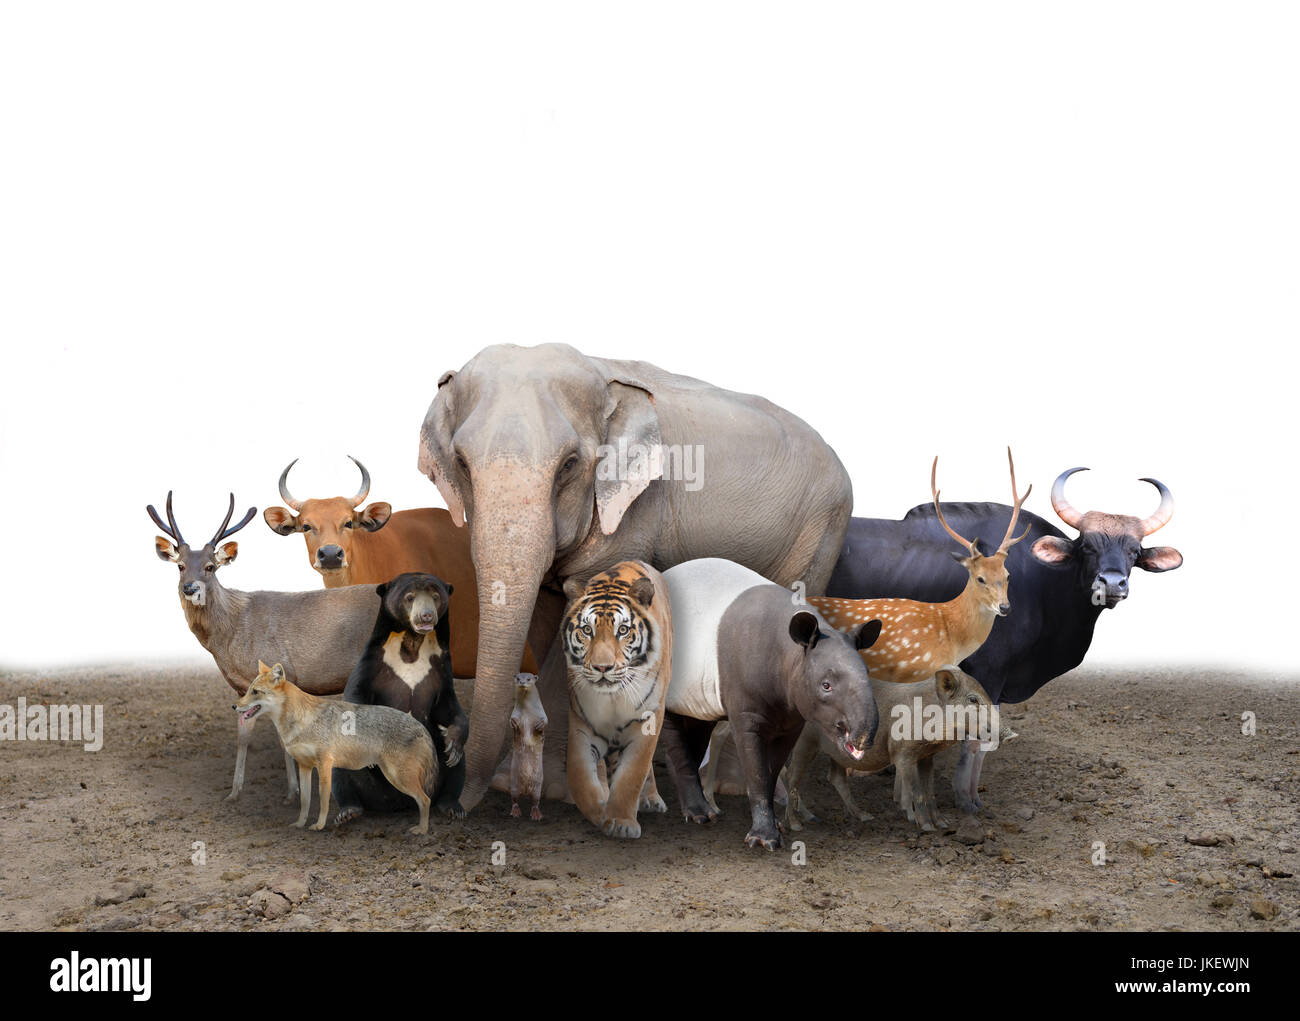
{"left": 263, "top": 456, "right": 536, "bottom": 678}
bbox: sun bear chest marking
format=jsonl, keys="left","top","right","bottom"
{"left": 375, "top": 631, "right": 444, "bottom": 714}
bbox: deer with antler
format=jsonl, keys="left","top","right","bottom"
{"left": 149, "top": 492, "right": 380, "bottom": 801}
{"left": 769, "top": 450, "right": 1028, "bottom": 827}
{"left": 807, "top": 447, "right": 1032, "bottom": 684}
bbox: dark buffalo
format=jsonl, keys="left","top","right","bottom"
{"left": 826, "top": 469, "right": 1182, "bottom": 810}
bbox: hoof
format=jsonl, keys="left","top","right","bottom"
{"left": 225, "top": 789, "right": 241, "bottom": 802}
{"left": 530, "top": 804, "right": 543, "bottom": 821}
{"left": 334, "top": 806, "right": 364, "bottom": 828}
{"left": 744, "top": 831, "right": 781, "bottom": 851}
{"left": 603, "top": 817, "right": 641, "bottom": 839}
{"left": 510, "top": 802, "right": 521, "bottom": 817}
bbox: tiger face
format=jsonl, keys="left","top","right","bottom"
{"left": 562, "top": 564, "right": 661, "bottom": 694}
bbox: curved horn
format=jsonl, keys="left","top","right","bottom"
{"left": 931, "top": 456, "right": 976, "bottom": 554}
{"left": 277, "top": 459, "right": 303, "bottom": 511}
{"left": 1136, "top": 477, "right": 1174, "bottom": 536}
{"left": 213, "top": 493, "right": 257, "bottom": 544}
{"left": 997, "top": 447, "right": 1033, "bottom": 552}
{"left": 1050, "top": 467, "right": 1088, "bottom": 530}
{"left": 147, "top": 490, "right": 184, "bottom": 545}
{"left": 348, "top": 455, "right": 371, "bottom": 507}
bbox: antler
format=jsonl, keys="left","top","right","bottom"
{"left": 1050, "top": 467, "right": 1088, "bottom": 530}
{"left": 212, "top": 493, "right": 257, "bottom": 544}
{"left": 146, "top": 490, "right": 185, "bottom": 545}
{"left": 1137, "top": 477, "right": 1175, "bottom": 536}
{"left": 277, "top": 459, "right": 303, "bottom": 511}
{"left": 348, "top": 455, "right": 371, "bottom": 507}
{"left": 997, "top": 446, "right": 1033, "bottom": 552}
{"left": 931, "top": 456, "right": 977, "bottom": 555}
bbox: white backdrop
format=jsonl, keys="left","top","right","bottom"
{"left": 1, "top": 3, "right": 1293, "bottom": 672}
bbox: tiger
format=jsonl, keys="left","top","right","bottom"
{"left": 560, "top": 560, "right": 673, "bottom": 839}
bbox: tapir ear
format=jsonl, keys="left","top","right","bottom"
{"left": 155, "top": 536, "right": 181, "bottom": 562}
{"left": 1032, "top": 535, "right": 1075, "bottom": 566}
{"left": 788, "top": 611, "right": 822, "bottom": 650}
{"left": 852, "top": 619, "right": 883, "bottom": 651}
{"left": 1136, "top": 545, "right": 1183, "bottom": 573}
{"left": 418, "top": 370, "right": 466, "bottom": 527}
{"left": 214, "top": 542, "right": 238, "bottom": 566}
{"left": 358, "top": 502, "right": 391, "bottom": 532}
{"left": 595, "top": 379, "right": 663, "bottom": 536}
{"left": 263, "top": 506, "right": 300, "bottom": 536}
{"left": 563, "top": 577, "right": 587, "bottom": 602}
{"left": 935, "top": 668, "right": 959, "bottom": 700}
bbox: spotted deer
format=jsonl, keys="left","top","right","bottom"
{"left": 808, "top": 448, "right": 1031, "bottom": 684}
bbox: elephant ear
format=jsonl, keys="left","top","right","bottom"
{"left": 595, "top": 376, "right": 663, "bottom": 535}
{"left": 417, "top": 369, "right": 466, "bottom": 526}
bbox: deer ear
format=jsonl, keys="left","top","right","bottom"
{"left": 155, "top": 537, "right": 180, "bottom": 562}
{"left": 214, "top": 542, "right": 238, "bottom": 566}
{"left": 594, "top": 379, "right": 663, "bottom": 535}
{"left": 1136, "top": 545, "right": 1183, "bottom": 573}
{"left": 358, "top": 502, "right": 391, "bottom": 532}
{"left": 263, "top": 507, "right": 300, "bottom": 535}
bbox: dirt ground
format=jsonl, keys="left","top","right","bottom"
{"left": 0, "top": 661, "right": 1296, "bottom": 932}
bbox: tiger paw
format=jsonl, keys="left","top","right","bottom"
{"left": 602, "top": 816, "right": 641, "bottom": 839}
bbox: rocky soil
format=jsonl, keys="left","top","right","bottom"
{"left": 0, "top": 662, "right": 1296, "bottom": 931}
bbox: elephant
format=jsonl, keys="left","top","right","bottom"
{"left": 417, "top": 342, "right": 854, "bottom": 812}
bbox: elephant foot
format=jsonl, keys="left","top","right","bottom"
{"left": 334, "top": 805, "right": 364, "bottom": 828}
{"left": 602, "top": 817, "right": 641, "bottom": 839}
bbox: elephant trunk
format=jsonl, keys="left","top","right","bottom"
{"left": 459, "top": 470, "right": 556, "bottom": 811}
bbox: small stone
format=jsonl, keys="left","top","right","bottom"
{"left": 954, "top": 816, "right": 985, "bottom": 845}
{"left": 248, "top": 889, "right": 292, "bottom": 920}
{"left": 1210, "top": 894, "right": 1235, "bottom": 910}
{"left": 1249, "top": 898, "right": 1280, "bottom": 921}
{"left": 1014, "top": 806, "right": 1035, "bottom": 821}
{"left": 935, "top": 847, "right": 958, "bottom": 865}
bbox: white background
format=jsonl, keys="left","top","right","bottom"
{"left": 1, "top": 3, "right": 1293, "bottom": 673}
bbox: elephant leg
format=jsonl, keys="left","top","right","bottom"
{"left": 528, "top": 586, "right": 572, "bottom": 802}
{"left": 768, "top": 502, "right": 851, "bottom": 595}
{"left": 699, "top": 720, "right": 730, "bottom": 814}
{"left": 660, "top": 712, "right": 718, "bottom": 824}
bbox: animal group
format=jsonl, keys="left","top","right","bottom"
{"left": 150, "top": 343, "right": 1183, "bottom": 849}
